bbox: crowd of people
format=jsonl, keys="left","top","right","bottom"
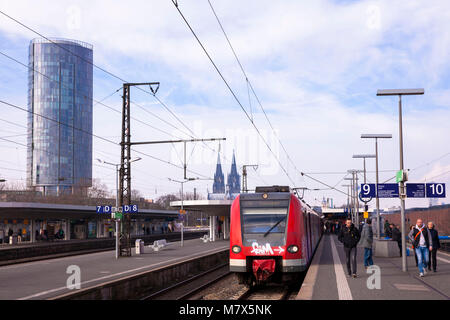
{"left": 329, "top": 217, "right": 442, "bottom": 278}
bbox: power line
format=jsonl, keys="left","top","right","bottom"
{"left": 0, "top": 50, "right": 216, "bottom": 180}
{"left": 0, "top": 99, "right": 210, "bottom": 179}
{"left": 174, "top": 1, "right": 350, "bottom": 196}
{"left": 0, "top": 10, "right": 225, "bottom": 165}
{"left": 207, "top": 0, "right": 357, "bottom": 197}
{"left": 0, "top": 8, "right": 273, "bottom": 186}
{"left": 172, "top": 0, "right": 296, "bottom": 186}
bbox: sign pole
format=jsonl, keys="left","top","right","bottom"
{"left": 181, "top": 181, "right": 184, "bottom": 247}
{"left": 398, "top": 94, "right": 407, "bottom": 272}
{"left": 375, "top": 138, "right": 380, "bottom": 239}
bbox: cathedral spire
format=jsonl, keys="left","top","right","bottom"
{"left": 213, "top": 152, "right": 225, "bottom": 194}
{"left": 227, "top": 149, "right": 241, "bottom": 194}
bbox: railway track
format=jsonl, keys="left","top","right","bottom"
{"left": 140, "top": 263, "right": 231, "bottom": 300}
{"left": 238, "top": 284, "right": 299, "bottom": 300}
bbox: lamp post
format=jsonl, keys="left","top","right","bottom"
{"left": 352, "top": 154, "right": 376, "bottom": 184}
{"left": 346, "top": 170, "right": 363, "bottom": 225}
{"left": 376, "top": 88, "right": 424, "bottom": 272}
{"left": 168, "top": 177, "right": 197, "bottom": 247}
{"left": 361, "top": 134, "right": 392, "bottom": 240}
{"left": 96, "top": 157, "right": 141, "bottom": 259}
{"left": 342, "top": 184, "right": 351, "bottom": 218}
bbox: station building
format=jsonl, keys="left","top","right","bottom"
{"left": 0, "top": 202, "right": 177, "bottom": 244}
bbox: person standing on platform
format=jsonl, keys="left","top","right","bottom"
{"left": 338, "top": 218, "right": 361, "bottom": 278}
{"left": 360, "top": 219, "right": 373, "bottom": 269}
{"left": 427, "top": 222, "right": 440, "bottom": 272}
{"left": 384, "top": 220, "right": 390, "bottom": 237}
{"left": 391, "top": 224, "right": 402, "bottom": 256}
{"left": 408, "top": 219, "right": 432, "bottom": 277}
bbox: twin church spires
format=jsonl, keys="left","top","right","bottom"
{"left": 212, "top": 150, "right": 241, "bottom": 195}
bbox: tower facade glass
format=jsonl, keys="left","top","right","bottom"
{"left": 27, "top": 38, "right": 93, "bottom": 195}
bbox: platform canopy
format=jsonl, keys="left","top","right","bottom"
{"left": 170, "top": 199, "right": 233, "bottom": 217}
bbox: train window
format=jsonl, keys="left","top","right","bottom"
{"left": 241, "top": 207, "right": 288, "bottom": 246}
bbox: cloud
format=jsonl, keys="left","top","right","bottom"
{"left": 0, "top": 0, "right": 449, "bottom": 205}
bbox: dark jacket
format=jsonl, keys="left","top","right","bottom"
{"left": 428, "top": 228, "right": 440, "bottom": 249}
{"left": 391, "top": 227, "right": 401, "bottom": 242}
{"left": 338, "top": 224, "right": 361, "bottom": 248}
{"left": 359, "top": 224, "right": 373, "bottom": 248}
{"left": 408, "top": 226, "right": 432, "bottom": 249}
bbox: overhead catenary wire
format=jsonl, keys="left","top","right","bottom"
{"left": 0, "top": 99, "right": 210, "bottom": 180}
{"left": 0, "top": 50, "right": 219, "bottom": 182}
{"left": 0, "top": 10, "right": 230, "bottom": 166}
{"left": 0, "top": 118, "right": 189, "bottom": 187}
{"left": 180, "top": 0, "right": 350, "bottom": 196}
{"left": 171, "top": 0, "right": 297, "bottom": 187}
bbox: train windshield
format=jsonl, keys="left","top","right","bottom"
{"left": 241, "top": 207, "right": 288, "bottom": 247}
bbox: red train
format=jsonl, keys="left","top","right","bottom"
{"left": 229, "top": 186, "right": 323, "bottom": 286}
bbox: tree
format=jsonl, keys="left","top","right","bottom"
{"left": 88, "top": 179, "right": 110, "bottom": 199}
{"left": 156, "top": 193, "right": 180, "bottom": 209}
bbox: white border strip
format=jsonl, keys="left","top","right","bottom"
{"left": 18, "top": 246, "right": 228, "bottom": 300}
{"left": 330, "top": 236, "right": 353, "bottom": 300}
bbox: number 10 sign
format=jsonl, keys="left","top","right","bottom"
{"left": 361, "top": 183, "right": 445, "bottom": 198}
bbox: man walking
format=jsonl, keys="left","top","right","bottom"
{"left": 427, "top": 221, "right": 440, "bottom": 272}
{"left": 338, "top": 218, "right": 361, "bottom": 278}
{"left": 408, "top": 219, "right": 432, "bottom": 277}
{"left": 360, "top": 219, "right": 374, "bottom": 269}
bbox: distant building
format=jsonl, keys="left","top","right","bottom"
{"left": 208, "top": 151, "right": 241, "bottom": 200}
{"left": 27, "top": 38, "right": 93, "bottom": 196}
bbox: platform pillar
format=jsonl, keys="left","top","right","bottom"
{"left": 65, "top": 219, "right": 71, "bottom": 240}
{"left": 30, "top": 219, "right": 35, "bottom": 243}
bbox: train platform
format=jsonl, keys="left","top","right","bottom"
{"left": 297, "top": 234, "right": 450, "bottom": 300}
{"left": 0, "top": 238, "right": 228, "bottom": 300}
{"left": 0, "top": 231, "right": 208, "bottom": 266}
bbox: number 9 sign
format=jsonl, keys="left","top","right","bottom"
{"left": 360, "top": 184, "right": 376, "bottom": 197}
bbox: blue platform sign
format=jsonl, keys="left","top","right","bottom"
{"left": 426, "top": 183, "right": 446, "bottom": 198}
{"left": 122, "top": 205, "right": 139, "bottom": 213}
{"left": 406, "top": 183, "right": 426, "bottom": 198}
{"left": 377, "top": 183, "right": 399, "bottom": 198}
{"left": 96, "top": 205, "right": 112, "bottom": 214}
{"left": 96, "top": 205, "right": 138, "bottom": 213}
{"left": 360, "top": 184, "right": 376, "bottom": 197}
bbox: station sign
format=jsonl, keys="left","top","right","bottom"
{"left": 406, "top": 183, "right": 426, "bottom": 198}
{"left": 377, "top": 183, "right": 399, "bottom": 198}
{"left": 96, "top": 205, "right": 139, "bottom": 214}
{"left": 360, "top": 183, "right": 445, "bottom": 198}
{"left": 426, "top": 183, "right": 446, "bottom": 198}
{"left": 360, "top": 183, "right": 376, "bottom": 198}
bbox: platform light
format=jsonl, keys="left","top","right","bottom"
{"left": 377, "top": 88, "right": 424, "bottom": 96}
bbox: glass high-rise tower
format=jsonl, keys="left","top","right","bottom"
{"left": 27, "top": 38, "right": 93, "bottom": 196}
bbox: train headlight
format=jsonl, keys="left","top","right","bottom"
{"left": 287, "top": 245, "right": 299, "bottom": 253}
{"left": 232, "top": 245, "right": 241, "bottom": 254}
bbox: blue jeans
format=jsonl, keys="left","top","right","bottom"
{"left": 364, "top": 248, "right": 373, "bottom": 267}
{"left": 415, "top": 246, "right": 429, "bottom": 274}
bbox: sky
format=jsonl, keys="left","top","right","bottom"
{"left": 0, "top": 0, "right": 449, "bottom": 209}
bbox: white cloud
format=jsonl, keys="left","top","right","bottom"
{"left": 0, "top": 0, "right": 449, "bottom": 205}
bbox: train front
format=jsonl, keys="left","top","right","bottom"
{"left": 229, "top": 186, "right": 303, "bottom": 286}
